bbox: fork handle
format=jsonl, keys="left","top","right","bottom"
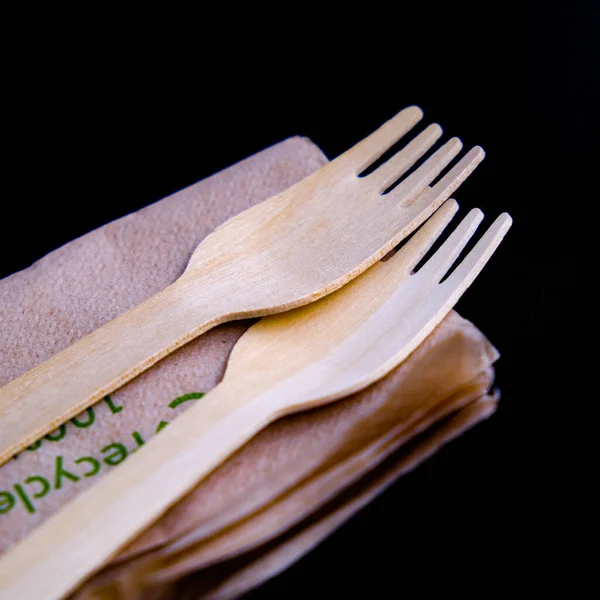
{"left": 0, "top": 379, "right": 272, "bottom": 600}
{"left": 0, "top": 275, "right": 228, "bottom": 466}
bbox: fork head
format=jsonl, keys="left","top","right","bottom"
{"left": 184, "top": 106, "right": 486, "bottom": 317}
{"left": 220, "top": 199, "right": 512, "bottom": 410}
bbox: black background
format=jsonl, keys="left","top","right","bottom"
{"left": 1, "top": 2, "right": 593, "bottom": 597}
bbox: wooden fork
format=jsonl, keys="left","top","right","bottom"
{"left": 0, "top": 106, "right": 485, "bottom": 466}
{"left": 0, "top": 199, "right": 512, "bottom": 600}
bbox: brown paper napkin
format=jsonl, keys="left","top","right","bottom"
{"left": 73, "top": 391, "right": 498, "bottom": 600}
{"left": 0, "top": 137, "right": 499, "bottom": 598}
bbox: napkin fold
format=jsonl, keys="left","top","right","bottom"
{"left": 165, "top": 396, "right": 497, "bottom": 600}
{"left": 0, "top": 137, "right": 499, "bottom": 599}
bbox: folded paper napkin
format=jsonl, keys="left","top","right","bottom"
{"left": 0, "top": 137, "right": 499, "bottom": 599}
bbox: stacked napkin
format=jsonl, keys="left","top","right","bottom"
{"left": 0, "top": 137, "right": 499, "bottom": 599}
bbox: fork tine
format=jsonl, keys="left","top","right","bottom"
{"left": 387, "top": 137, "right": 463, "bottom": 203}
{"left": 387, "top": 198, "right": 459, "bottom": 273}
{"left": 423, "top": 146, "right": 485, "bottom": 203}
{"left": 441, "top": 213, "right": 512, "bottom": 291}
{"left": 367, "top": 124, "right": 443, "bottom": 193}
{"left": 397, "top": 145, "right": 486, "bottom": 228}
{"left": 419, "top": 208, "right": 484, "bottom": 282}
{"left": 340, "top": 106, "right": 424, "bottom": 173}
